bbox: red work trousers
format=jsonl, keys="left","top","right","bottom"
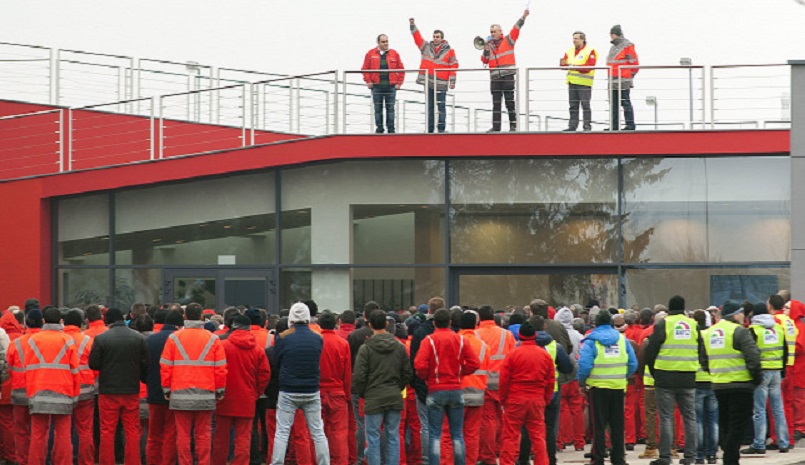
{"left": 175, "top": 410, "right": 213, "bottom": 465}
{"left": 793, "top": 387, "right": 805, "bottom": 433}
{"left": 439, "top": 406, "right": 483, "bottom": 465}
{"left": 212, "top": 415, "right": 251, "bottom": 465}
{"left": 98, "top": 394, "right": 141, "bottom": 465}
{"left": 73, "top": 399, "right": 95, "bottom": 465}
{"left": 0, "top": 405, "right": 16, "bottom": 463}
{"left": 348, "top": 397, "right": 357, "bottom": 465}
{"left": 625, "top": 383, "right": 639, "bottom": 444}
{"left": 499, "top": 399, "right": 548, "bottom": 465}
{"left": 29, "top": 413, "right": 72, "bottom": 465}
{"left": 558, "top": 381, "right": 585, "bottom": 450}
{"left": 14, "top": 404, "right": 31, "bottom": 465}
{"left": 478, "top": 392, "right": 503, "bottom": 465}
{"left": 404, "top": 393, "right": 422, "bottom": 465}
{"left": 321, "top": 391, "right": 349, "bottom": 465}
{"left": 266, "top": 408, "right": 313, "bottom": 465}
{"left": 148, "top": 404, "right": 177, "bottom": 465}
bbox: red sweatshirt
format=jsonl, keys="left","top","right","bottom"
{"left": 336, "top": 323, "right": 355, "bottom": 341}
{"left": 216, "top": 330, "right": 270, "bottom": 417}
{"left": 319, "top": 329, "right": 352, "bottom": 398}
{"left": 414, "top": 327, "right": 480, "bottom": 393}
{"left": 498, "top": 338, "right": 555, "bottom": 406}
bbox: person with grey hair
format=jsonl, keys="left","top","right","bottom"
{"left": 560, "top": 30, "right": 597, "bottom": 131}
{"left": 481, "top": 9, "right": 529, "bottom": 132}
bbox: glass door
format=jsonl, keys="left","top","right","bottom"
{"left": 451, "top": 267, "right": 619, "bottom": 309}
{"left": 163, "top": 269, "right": 275, "bottom": 311}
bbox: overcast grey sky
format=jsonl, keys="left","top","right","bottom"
{"left": 2, "top": 0, "right": 804, "bottom": 76}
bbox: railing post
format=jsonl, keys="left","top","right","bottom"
{"left": 54, "top": 49, "right": 61, "bottom": 106}
{"left": 709, "top": 66, "right": 715, "bottom": 129}
{"left": 332, "top": 71, "right": 339, "bottom": 134}
{"left": 450, "top": 93, "right": 456, "bottom": 133}
{"left": 341, "top": 72, "right": 348, "bottom": 135}
{"left": 241, "top": 84, "right": 247, "bottom": 147}
{"left": 250, "top": 83, "right": 256, "bottom": 145}
{"left": 296, "top": 78, "right": 301, "bottom": 133}
{"left": 515, "top": 67, "right": 521, "bottom": 130}
{"left": 150, "top": 96, "right": 156, "bottom": 160}
{"left": 58, "top": 109, "right": 65, "bottom": 172}
{"left": 49, "top": 48, "right": 56, "bottom": 105}
{"left": 67, "top": 108, "right": 73, "bottom": 171}
{"left": 524, "top": 68, "right": 530, "bottom": 132}
{"left": 158, "top": 96, "right": 165, "bottom": 159}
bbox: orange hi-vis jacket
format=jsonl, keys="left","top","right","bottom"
{"left": 607, "top": 38, "right": 639, "bottom": 83}
{"left": 458, "top": 329, "right": 491, "bottom": 407}
{"left": 64, "top": 325, "right": 96, "bottom": 401}
{"left": 84, "top": 320, "right": 107, "bottom": 340}
{"left": 160, "top": 320, "right": 227, "bottom": 411}
{"left": 251, "top": 325, "right": 274, "bottom": 349}
{"left": 23, "top": 324, "right": 80, "bottom": 415}
{"left": 7, "top": 328, "right": 41, "bottom": 406}
{"left": 481, "top": 17, "right": 525, "bottom": 78}
{"left": 474, "top": 320, "right": 516, "bottom": 393}
{"left": 411, "top": 26, "right": 458, "bottom": 89}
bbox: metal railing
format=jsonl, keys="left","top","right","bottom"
{"left": 0, "top": 42, "right": 53, "bottom": 104}
{"left": 711, "top": 64, "right": 791, "bottom": 129}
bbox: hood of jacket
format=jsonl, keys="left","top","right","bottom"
{"left": 555, "top": 307, "right": 574, "bottom": 329}
{"left": 790, "top": 300, "right": 805, "bottom": 321}
{"left": 535, "top": 330, "right": 555, "bottom": 346}
{"left": 227, "top": 329, "right": 257, "bottom": 350}
{"left": 364, "top": 331, "right": 399, "bottom": 353}
{"left": 585, "top": 324, "right": 620, "bottom": 346}
{"left": 0, "top": 312, "right": 23, "bottom": 335}
{"left": 751, "top": 314, "right": 778, "bottom": 329}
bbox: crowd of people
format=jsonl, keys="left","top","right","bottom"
{"left": 0, "top": 291, "right": 802, "bottom": 465}
{"left": 361, "top": 12, "right": 639, "bottom": 134}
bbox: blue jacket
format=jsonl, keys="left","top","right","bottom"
{"left": 145, "top": 324, "right": 179, "bottom": 404}
{"left": 508, "top": 324, "right": 522, "bottom": 342}
{"left": 272, "top": 324, "right": 323, "bottom": 394}
{"left": 577, "top": 324, "right": 637, "bottom": 387}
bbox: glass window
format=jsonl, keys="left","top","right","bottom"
{"left": 114, "top": 173, "right": 276, "bottom": 265}
{"left": 625, "top": 267, "right": 790, "bottom": 310}
{"left": 281, "top": 160, "right": 445, "bottom": 265}
{"left": 450, "top": 159, "right": 618, "bottom": 263}
{"left": 114, "top": 269, "right": 161, "bottom": 309}
{"left": 623, "top": 156, "right": 790, "bottom": 263}
{"left": 58, "top": 194, "right": 109, "bottom": 265}
{"left": 58, "top": 269, "right": 109, "bottom": 308}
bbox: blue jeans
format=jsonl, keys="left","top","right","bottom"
{"left": 426, "top": 89, "right": 447, "bottom": 133}
{"left": 427, "top": 390, "right": 465, "bottom": 465}
{"left": 366, "top": 410, "right": 401, "bottom": 465}
{"left": 417, "top": 397, "right": 430, "bottom": 465}
{"left": 695, "top": 387, "right": 718, "bottom": 459}
{"left": 371, "top": 85, "right": 396, "bottom": 133}
{"left": 352, "top": 393, "right": 366, "bottom": 465}
{"left": 752, "top": 370, "right": 789, "bottom": 450}
{"left": 271, "top": 391, "right": 330, "bottom": 465}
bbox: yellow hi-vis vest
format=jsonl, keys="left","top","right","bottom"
{"left": 655, "top": 314, "right": 700, "bottom": 372}
{"left": 565, "top": 45, "right": 596, "bottom": 86}
{"left": 643, "top": 364, "right": 655, "bottom": 387}
{"left": 703, "top": 320, "right": 752, "bottom": 384}
{"left": 750, "top": 324, "right": 785, "bottom": 370}
{"left": 776, "top": 314, "right": 798, "bottom": 366}
{"left": 588, "top": 334, "right": 628, "bottom": 390}
{"left": 695, "top": 365, "right": 712, "bottom": 383}
{"left": 545, "top": 340, "right": 559, "bottom": 392}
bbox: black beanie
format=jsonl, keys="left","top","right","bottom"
{"left": 519, "top": 321, "right": 537, "bottom": 340}
{"left": 165, "top": 311, "right": 184, "bottom": 327}
{"left": 669, "top": 295, "right": 685, "bottom": 312}
{"left": 610, "top": 24, "right": 623, "bottom": 36}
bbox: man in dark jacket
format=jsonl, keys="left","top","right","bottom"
{"left": 88, "top": 308, "right": 149, "bottom": 465}
{"left": 645, "top": 296, "right": 708, "bottom": 465}
{"left": 270, "top": 303, "right": 329, "bottom": 465}
{"left": 518, "top": 316, "right": 575, "bottom": 465}
{"left": 145, "top": 310, "right": 182, "bottom": 465}
{"left": 353, "top": 310, "right": 412, "bottom": 465}
{"left": 347, "top": 300, "right": 381, "bottom": 465}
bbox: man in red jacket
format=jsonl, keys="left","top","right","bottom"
{"left": 362, "top": 34, "right": 405, "bottom": 134}
{"left": 414, "top": 308, "right": 480, "bottom": 465}
{"left": 498, "top": 322, "right": 555, "bottom": 465}
{"left": 212, "top": 315, "right": 270, "bottom": 465}
{"left": 318, "top": 312, "right": 352, "bottom": 465}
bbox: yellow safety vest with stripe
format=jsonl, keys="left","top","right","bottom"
{"left": 776, "top": 314, "right": 798, "bottom": 366}
{"left": 565, "top": 45, "right": 596, "bottom": 86}
{"left": 703, "top": 320, "right": 751, "bottom": 384}
{"left": 750, "top": 323, "right": 785, "bottom": 370}
{"left": 588, "top": 334, "right": 628, "bottom": 390}
{"left": 643, "top": 364, "right": 654, "bottom": 387}
{"left": 655, "top": 315, "right": 700, "bottom": 372}
{"left": 695, "top": 365, "right": 712, "bottom": 383}
{"left": 545, "top": 340, "right": 559, "bottom": 392}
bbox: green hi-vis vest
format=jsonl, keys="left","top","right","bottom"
{"left": 654, "top": 314, "right": 700, "bottom": 372}
{"left": 776, "top": 314, "right": 798, "bottom": 366}
{"left": 695, "top": 365, "right": 712, "bottom": 383}
{"left": 545, "top": 340, "right": 558, "bottom": 393}
{"left": 588, "top": 334, "right": 628, "bottom": 391}
{"left": 565, "top": 45, "right": 596, "bottom": 86}
{"left": 643, "top": 364, "right": 654, "bottom": 387}
{"left": 703, "top": 320, "right": 751, "bottom": 384}
{"left": 750, "top": 324, "right": 785, "bottom": 370}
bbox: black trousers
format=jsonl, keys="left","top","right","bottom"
{"left": 518, "top": 391, "right": 561, "bottom": 465}
{"left": 610, "top": 87, "right": 634, "bottom": 129}
{"left": 715, "top": 390, "right": 754, "bottom": 465}
{"left": 568, "top": 84, "right": 592, "bottom": 130}
{"left": 491, "top": 74, "right": 516, "bottom": 130}
{"left": 589, "top": 387, "right": 626, "bottom": 465}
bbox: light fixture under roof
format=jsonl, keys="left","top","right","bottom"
{"left": 151, "top": 238, "right": 162, "bottom": 243}
{"left": 223, "top": 225, "right": 232, "bottom": 229}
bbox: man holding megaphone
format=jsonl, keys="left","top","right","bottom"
{"left": 481, "top": 9, "right": 529, "bottom": 132}
{"left": 410, "top": 18, "right": 458, "bottom": 134}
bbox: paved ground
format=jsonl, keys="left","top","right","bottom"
{"left": 554, "top": 441, "right": 805, "bottom": 465}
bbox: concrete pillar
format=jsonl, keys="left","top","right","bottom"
{"left": 790, "top": 60, "right": 805, "bottom": 299}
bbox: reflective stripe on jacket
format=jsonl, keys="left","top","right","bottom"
{"left": 751, "top": 324, "right": 785, "bottom": 370}
{"left": 481, "top": 18, "right": 524, "bottom": 79}
{"left": 655, "top": 315, "right": 700, "bottom": 372}
{"left": 475, "top": 321, "right": 516, "bottom": 391}
{"left": 411, "top": 27, "right": 458, "bottom": 89}
{"left": 703, "top": 320, "right": 752, "bottom": 384}
{"left": 606, "top": 38, "right": 639, "bottom": 84}
{"left": 564, "top": 45, "right": 596, "bottom": 86}
{"left": 23, "top": 325, "right": 80, "bottom": 415}
{"left": 775, "top": 313, "right": 798, "bottom": 366}
{"left": 459, "top": 329, "right": 489, "bottom": 406}
{"left": 64, "top": 326, "right": 95, "bottom": 400}
{"left": 587, "top": 335, "right": 628, "bottom": 390}
{"left": 160, "top": 321, "right": 227, "bottom": 411}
